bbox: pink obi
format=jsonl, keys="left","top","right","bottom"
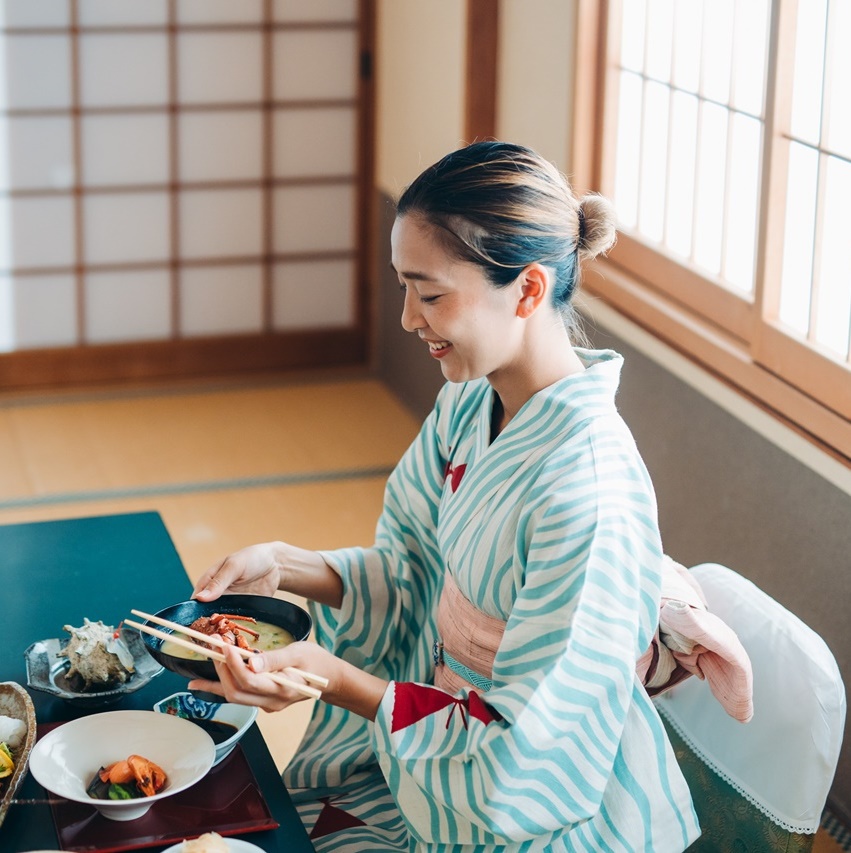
{"left": 434, "top": 570, "right": 504, "bottom": 694}
{"left": 433, "top": 558, "right": 753, "bottom": 722}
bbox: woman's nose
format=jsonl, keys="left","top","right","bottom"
{"left": 400, "top": 289, "right": 424, "bottom": 333}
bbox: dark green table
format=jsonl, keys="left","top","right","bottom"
{"left": 0, "top": 510, "right": 315, "bottom": 852}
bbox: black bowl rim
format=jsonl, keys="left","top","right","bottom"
{"left": 138, "top": 594, "right": 312, "bottom": 678}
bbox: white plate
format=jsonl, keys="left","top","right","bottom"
{"left": 161, "top": 839, "right": 265, "bottom": 853}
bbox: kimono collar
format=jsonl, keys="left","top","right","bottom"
{"left": 494, "top": 347, "right": 624, "bottom": 439}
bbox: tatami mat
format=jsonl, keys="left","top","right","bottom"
{"left": 0, "top": 376, "right": 419, "bottom": 501}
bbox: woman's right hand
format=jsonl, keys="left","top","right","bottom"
{"left": 193, "top": 542, "right": 284, "bottom": 601}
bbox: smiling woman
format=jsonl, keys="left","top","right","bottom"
{"left": 391, "top": 142, "right": 616, "bottom": 426}
{"left": 186, "top": 141, "right": 704, "bottom": 852}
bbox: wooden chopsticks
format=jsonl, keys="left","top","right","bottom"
{"left": 125, "top": 608, "right": 328, "bottom": 701}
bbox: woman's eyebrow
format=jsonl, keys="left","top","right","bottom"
{"left": 389, "top": 262, "right": 439, "bottom": 282}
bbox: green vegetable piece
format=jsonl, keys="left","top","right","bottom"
{"left": 108, "top": 783, "right": 136, "bottom": 800}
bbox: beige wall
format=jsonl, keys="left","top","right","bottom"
{"left": 496, "top": 0, "right": 575, "bottom": 172}
{"left": 375, "top": 0, "right": 577, "bottom": 196}
{"left": 375, "top": 0, "right": 466, "bottom": 199}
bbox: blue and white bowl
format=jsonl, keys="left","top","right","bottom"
{"left": 153, "top": 692, "right": 257, "bottom": 766}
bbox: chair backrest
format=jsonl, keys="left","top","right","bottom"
{"left": 656, "top": 563, "right": 846, "bottom": 849}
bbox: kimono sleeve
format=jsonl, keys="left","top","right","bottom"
{"left": 310, "top": 381, "right": 455, "bottom": 684}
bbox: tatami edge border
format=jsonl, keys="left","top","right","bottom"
{"left": 0, "top": 465, "right": 395, "bottom": 511}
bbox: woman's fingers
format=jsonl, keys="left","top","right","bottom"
{"left": 186, "top": 678, "right": 227, "bottom": 699}
{"left": 205, "top": 645, "right": 312, "bottom": 712}
{"left": 191, "top": 558, "right": 231, "bottom": 601}
{"left": 192, "top": 544, "right": 281, "bottom": 600}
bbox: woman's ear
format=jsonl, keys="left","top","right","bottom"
{"left": 515, "top": 264, "right": 550, "bottom": 318}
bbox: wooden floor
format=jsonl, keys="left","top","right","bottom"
{"left": 0, "top": 371, "right": 843, "bottom": 852}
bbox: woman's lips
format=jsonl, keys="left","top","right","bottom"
{"left": 427, "top": 340, "right": 452, "bottom": 359}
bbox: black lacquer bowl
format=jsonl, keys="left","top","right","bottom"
{"left": 138, "top": 594, "right": 312, "bottom": 680}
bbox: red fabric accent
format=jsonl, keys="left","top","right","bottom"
{"left": 392, "top": 682, "right": 455, "bottom": 732}
{"left": 468, "top": 690, "right": 501, "bottom": 725}
{"left": 309, "top": 796, "right": 367, "bottom": 839}
{"left": 443, "top": 460, "right": 467, "bottom": 492}
{"left": 391, "top": 683, "right": 501, "bottom": 733}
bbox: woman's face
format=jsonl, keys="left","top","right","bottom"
{"left": 390, "top": 214, "right": 524, "bottom": 384}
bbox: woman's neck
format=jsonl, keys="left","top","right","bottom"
{"left": 489, "top": 334, "right": 585, "bottom": 438}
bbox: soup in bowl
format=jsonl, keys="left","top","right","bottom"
{"left": 138, "top": 595, "right": 312, "bottom": 681}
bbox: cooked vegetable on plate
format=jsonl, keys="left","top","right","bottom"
{"left": 0, "top": 713, "right": 26, "bottom": 783}
{"left": 86, "top": 753, "right": 168, "bottom": 800}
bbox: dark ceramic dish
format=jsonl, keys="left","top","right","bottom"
{"left": 138, "top": 594, "right": 312, "bottom": 680}
{"left": 25, "top": 628, "right": 164, "bottom": 708}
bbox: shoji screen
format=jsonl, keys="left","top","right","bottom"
{"left": 0, "top": 0, "right": 372, "bottom": 387}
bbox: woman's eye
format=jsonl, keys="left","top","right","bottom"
{"left": 420, "top": 295, "right": 439, "bottom": 304}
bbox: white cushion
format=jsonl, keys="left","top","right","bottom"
{"left": 656, "top": 562, "right": 846, "bottom": 834}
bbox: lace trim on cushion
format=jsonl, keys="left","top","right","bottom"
{"left": 656, "top": 702, "right": 818, "bottom": 835}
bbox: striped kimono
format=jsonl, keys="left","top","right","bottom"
{"left": 284, "top": 349, "right": 700, "bottom": 852}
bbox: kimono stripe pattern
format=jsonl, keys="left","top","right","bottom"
{"left": 284, "top": 349, "right": 700, "bottom": 852}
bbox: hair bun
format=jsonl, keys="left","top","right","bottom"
{"left": 577, "top": 193, "right": 617, "bottom": 262}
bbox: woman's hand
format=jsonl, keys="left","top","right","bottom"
{"left": 188, "top": 642, "right": 389, "bottom": 720}
{"left": 193, "top": 541, "right": 345, "bottom": 607}
{"left": 193, "top": 542, "right": 284, "bottom": 601}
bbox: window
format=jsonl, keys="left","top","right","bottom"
{"left": 575, "top": 0, "right": 851, "bottom": 461}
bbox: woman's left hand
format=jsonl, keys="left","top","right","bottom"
{"left": 188, "top": 642, "right": 389, "bottom": 720}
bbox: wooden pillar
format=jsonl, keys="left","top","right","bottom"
{"left": 465, "top": 0, "right": 499, "bottom": 143}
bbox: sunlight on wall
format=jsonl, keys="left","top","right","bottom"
{"left": 496, "top": 0, "right": 575, "bottom": 172}
{"left": 375, "top": 0, "right": 465, "bottom": 198}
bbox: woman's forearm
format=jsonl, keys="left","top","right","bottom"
{"left": 275, "top": 543, "right": 344, "bottom": 608}
{"left": 323, "top": 659, "right": 389, "bottom": 721}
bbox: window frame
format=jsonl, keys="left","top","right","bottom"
{"left": 572, "top": 0, "right": 851, "bottom": 463}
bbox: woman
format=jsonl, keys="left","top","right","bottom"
{"left": 190, "top": 141, "right": 701, "bottom": 852}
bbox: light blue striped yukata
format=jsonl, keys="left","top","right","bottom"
{"left": 284, "top": 349, "right": 700, "bottom": 852}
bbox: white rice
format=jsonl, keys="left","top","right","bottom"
{"left": 0, "top": 714, "right": 26, "bottom": 750}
